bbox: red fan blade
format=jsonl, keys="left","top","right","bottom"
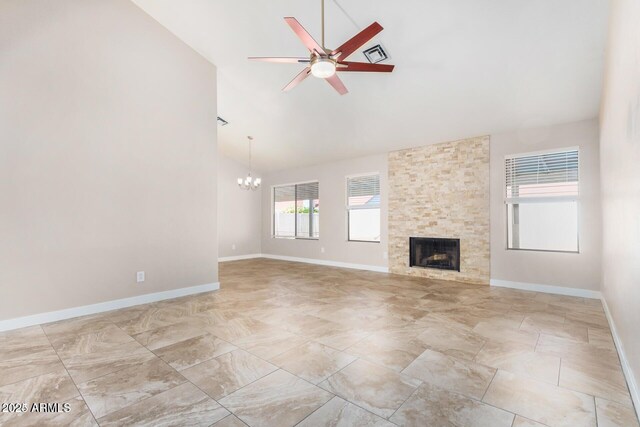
{"left": 249, "top": 57, "right": 310, "bottom": 63}
{"left": 337, "top": 61, "right": 395, "bottom": 72}
{"left": 331, "top": 22, "right": 383, "bottom": 61}
{"left": 325, "top": 74, "right": 348, "bottom": 95}
{"left": 283, "top": 67, "right": 312, "bottom": 92}
{"left": 284, "top": 17, "right": 325, "bottom": 55}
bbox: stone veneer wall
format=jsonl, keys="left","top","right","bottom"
{"left": 388, "top": 136, "right": 490, "bottom": 284}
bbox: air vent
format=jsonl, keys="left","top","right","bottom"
{"left": 363, "top": 44, "right": 389, "bottom": 64}
{"left": 217, "top": 116, "right": 229, "bottom": 126}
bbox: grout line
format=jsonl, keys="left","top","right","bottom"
{"left": 44, "top": 316, "right": 216, "bottom": 423}
{"left": 534, "top": 331, "right": 541, "bottom": 348}
{"left": 557, "top": 358, "right": 562, "bottom": 386}
{"left": 50, "top": 344, "right": 156, "bottom": 386}
{"left": 512, "top": 415, "right": 552, "bottom": 427}
{"left": 207, "top": 414, "right": 248, "bottom": 427}
{"left": 307, "top": 357, "right": 403, "bottom": 426}
{"left": 472, "top": 339, "right": 488, "bottom": 361}
{"left": 481, "top": 369, "right": 498, "bottom": 401}
{"left": 320, "top": 354, "right": 422, "bottom": 423}
{"left": 387, "top": 379, "right": 422, "bottom": 422}
{"left": 164, "top": 327, "right": 343, "bottom": 421}
{"left": 92, "top": 383, "right": 194, "bottom": 424}
{"left": 534, "top": 332, "right": 543, "bottom": 352}
{"left": 0, "top": 346, "right": 69, "bottom": 389}
{"left": 292, "top": 397, "right": 335, "bottom": 427}
{"left": 143, "top": 342, "right": 241, "bottom": 424}
{"left": 39, "top": 325, "right": 100, "bottom": 426}
{"left": 152, "top": 333, "right": 238, "bottom": 372}
{"left": 292, "top": 392, "right": 403, "bottom": 427}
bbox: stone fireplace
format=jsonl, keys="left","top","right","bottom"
{"left": 388, "top": 136, "right": 490, "bottom": 284}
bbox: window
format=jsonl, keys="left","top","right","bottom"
{"left": 273, "top": 182, "right": 319, "bottom": 239}
{"left": 347, "top": 174, "right": 381, "bottom": 242}
{"left": 505, "top": 148, "right": 579, "bottom": 252}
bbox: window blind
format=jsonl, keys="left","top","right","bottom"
{"left": 505, "top": 149, "right": 578, "bottom": 201}
{"left": 296, "top": 182, "right": 319, "bottom": 201}
{"left": 347, "top": 174, "right": 380, "bottom": 208}
{"left": 274, "top": 185, "right": 295, "bottom": 203}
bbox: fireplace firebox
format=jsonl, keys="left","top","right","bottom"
{"left": 409, "top": 237, "right": 460, "bottom": 271}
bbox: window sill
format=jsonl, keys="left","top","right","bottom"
{"left": 506, "top": 248, "right": 579, "bottom": 254}
{"left": 272, "top": 236, "right": 319, "bottom": 241}
{"left": 348, "top": 240, "right": 381, "bottom": 243}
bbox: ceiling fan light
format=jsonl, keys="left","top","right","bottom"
{"left": 311, "top": 58, "right": 336, "bottom": 78}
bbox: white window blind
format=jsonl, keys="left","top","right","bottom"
{"left": 505, "top": 149, "right": 579, "bottom": 202}
{"left": 347, "top": 174, "right": 381, "bottom": 242}
{"left": 274, "top": 185, "right": 295, "bottom": 203}
{"left": 347, "top": 174, "right": 380, "bottom": 209}
{"left": 505, "top": 148, "right": 579, "bottom": 252}
{"left": 296, "top": 182, "right": 319, "bottom": 202}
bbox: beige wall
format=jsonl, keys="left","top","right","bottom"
{"left": 600, "top": 0, "right": 640, "bottom": 409}
{"left": 388, "top": 137, "right": 491, "bottom": 284}
{"left": 490, "top": 120, "right": 602, "bottom": 291}
{"left": 261, "top": 154, "right": 388, "bottom": 268}
{"left": 0, "top": 0, "right": 218, "bottom": 320}
{"left": 218, "top": 154, "right": 262, "bottom": 258}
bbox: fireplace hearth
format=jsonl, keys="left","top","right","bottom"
{"left": 409, "top": 237, "right": 460, "bottom": 271}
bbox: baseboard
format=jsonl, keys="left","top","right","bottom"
{"left": 219, "top": 253, "right": 263, "bottom": 262}
{"left": 601, "top": 296, "right": 640, "bottom": 420}
{"left": 0, "top": 282, "right": 220, "bottom": 332}
{"left": 489, "top": 279, "right": 601, "bottom": 299}
{"left": 261, "top": 254, "right": 389, "bottom": 273}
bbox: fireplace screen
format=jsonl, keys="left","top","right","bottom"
{"left": 409, "top": 237, "right": 460, "bottom": 271}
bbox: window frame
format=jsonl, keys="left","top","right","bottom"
{"left": 272, "top": 180, "right": 320, "bottom": 240}
{"left": 346, "top": 172, "right": 381, "bottom": 243}
{"left": 504, "top": 147, "right": 580, "bottom": 253}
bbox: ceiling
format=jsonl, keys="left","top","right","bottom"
{"left": 132, "top": 0, "right": 610, "bottom": 172}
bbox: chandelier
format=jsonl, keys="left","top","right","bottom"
{"left": 237, "top": 136, "right": 261, "bottom": 190}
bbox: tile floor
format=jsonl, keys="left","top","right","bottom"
{"left": 0, "top": 259, "right": 638, "bottom": 427}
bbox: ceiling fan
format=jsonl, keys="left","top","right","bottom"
{"left": 248, "top": 0, "right": 394, "bottom": 95}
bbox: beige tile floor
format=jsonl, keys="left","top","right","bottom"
{"left": 0, "top": 258, "right": 638, "bottom": 427}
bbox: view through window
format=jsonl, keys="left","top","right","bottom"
{"left": 273, "top": 182, "right": 319, "bottom": 239}
{"left": 347, "top": 174, "right": 381, "bottom": 242}
{"left": 505, "top": 148, "right": 579, "bottom": 252}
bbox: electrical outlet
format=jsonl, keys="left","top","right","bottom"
{"left": 232, "top": 244, "right": 236, "bottom": 250}
{"left": 136, "top": 271, "right": 145, "bottom": 283}
{"left": 321, "top": 247, "right": 325, "bottom": 253}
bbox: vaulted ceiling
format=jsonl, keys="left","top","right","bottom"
{"left": 133, "top": 0, "right": 610, "bottom": 172}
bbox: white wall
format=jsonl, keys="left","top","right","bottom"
{"left": 490, "top": 120, "right": 602, "bottom": 291}
{"left": 599, "top": 0, "right": 640, "bottom": 410}
{"left": 218, "top": 154, "right": 262, "bottom": 258}
{"left": 261, "top": 154, "right": 388, "bottom": 269}
{"left": 0, "top": 0, "right": 218, "bottom": 320}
